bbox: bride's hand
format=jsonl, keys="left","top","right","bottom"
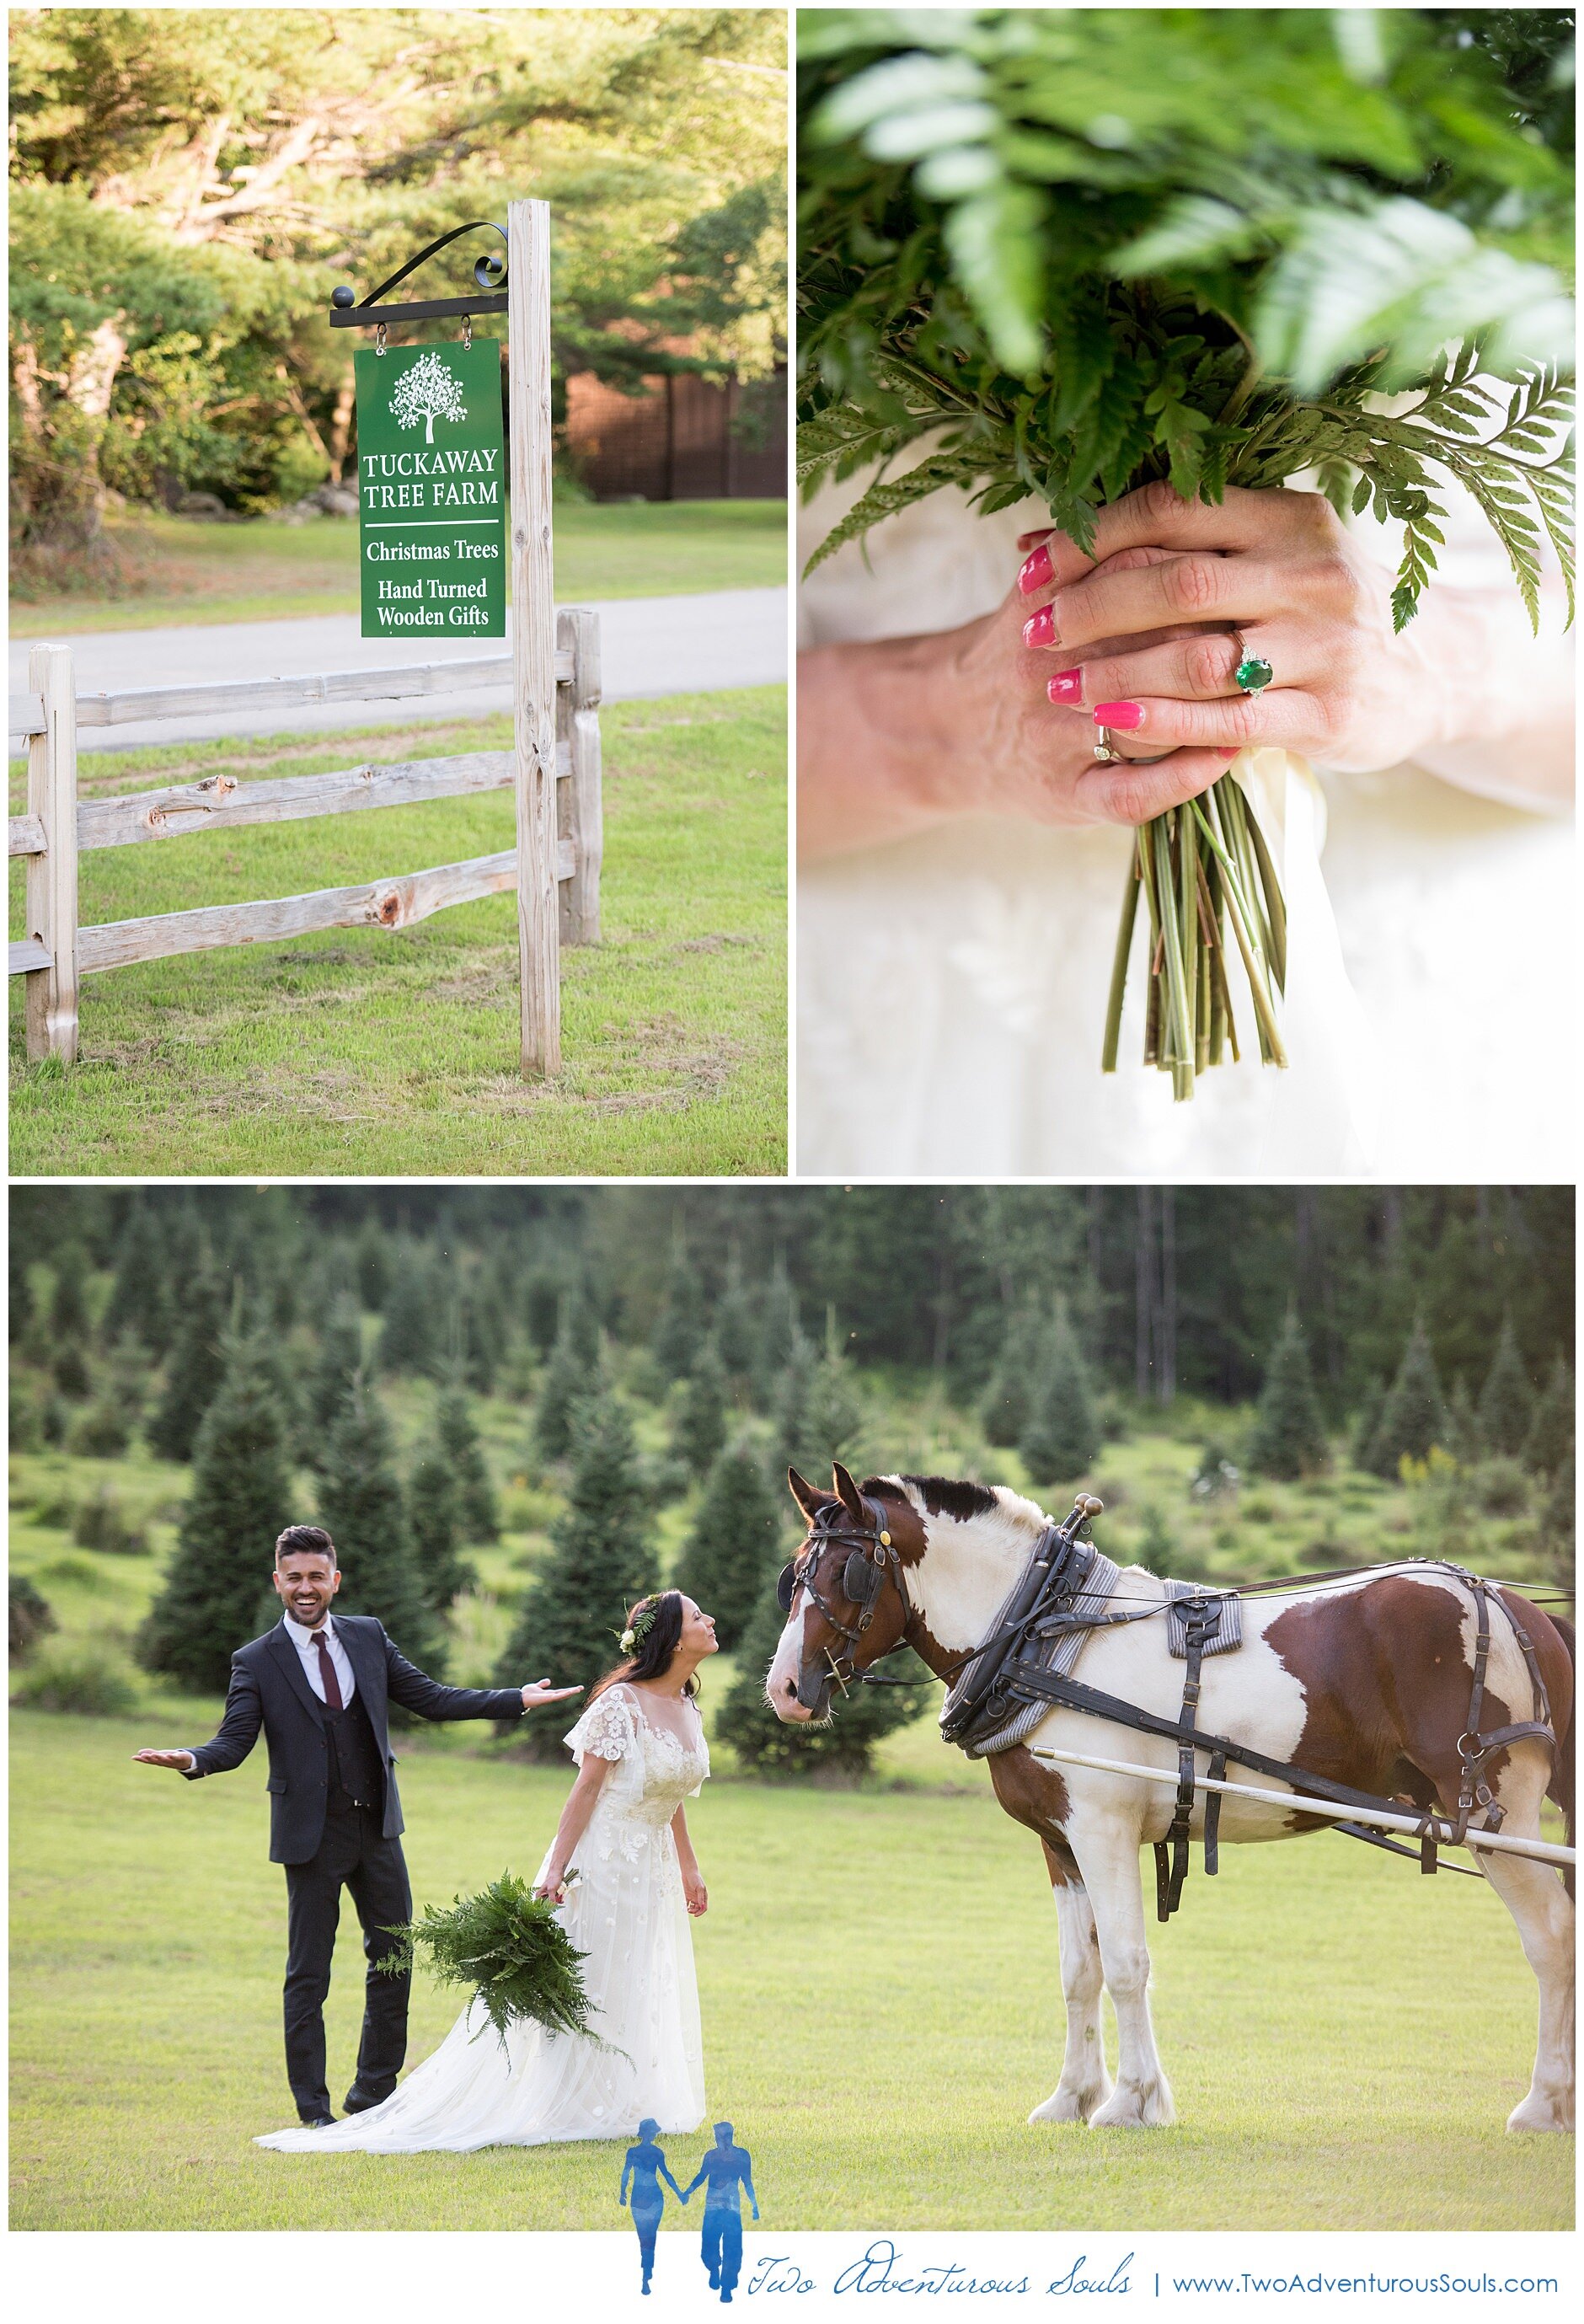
{"left": 532, "top": 1868, "right": 567, "bottom": 1904}
{"left": 682, "top": 1869, "right": 708, "bottom": 1916}
{"left": 1017, "top": 480, "right": 1453, "bottom": 779}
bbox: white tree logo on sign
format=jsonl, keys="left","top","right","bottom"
{"left": 390, "top": 351, "right": 468, "bottom": 445}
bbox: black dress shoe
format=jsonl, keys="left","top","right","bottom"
{"left": 300, "top": 2114, "right": 335, "bottom": 2130}
{"left": 342, "top": 2087, "right": 390, "bottom": 2115}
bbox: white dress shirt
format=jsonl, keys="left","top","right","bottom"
{"left": 282, "top": 1610, "right": 356, "bottom": 1707}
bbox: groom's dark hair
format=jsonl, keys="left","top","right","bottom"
{"left": 276, "top": 1524, "right": 336, "bottom": 1566}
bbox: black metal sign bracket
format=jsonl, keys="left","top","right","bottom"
{"left": 329, "top": 219, "right": 508, "bottom": 329}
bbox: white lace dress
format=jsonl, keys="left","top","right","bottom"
{"left": 255, "top": 1684, "right": 708, "bottom": 2153}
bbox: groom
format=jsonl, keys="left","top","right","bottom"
{"left": 134, "top": 1523, "right": 579, "bottom": 2129}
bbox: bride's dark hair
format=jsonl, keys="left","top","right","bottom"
{"left": 589, "top": 1589, "right": 699, "bottom": 1702}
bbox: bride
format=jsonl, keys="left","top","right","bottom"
{"left": 257, "top": 1591, "right": 716, "bottom": 2153}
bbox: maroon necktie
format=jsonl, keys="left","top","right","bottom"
{"left": 313, "top": 1631, "right": 344, "bottom": 1711}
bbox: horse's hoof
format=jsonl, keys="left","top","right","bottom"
{"left": 1090, "top": 2080, "right": 1176, "bottom": 2129}
{"left": 1506, "top": 2093, "right": 1575, "bottom": 2134}
{"left": 1029, "top": 2081, "right": 1112, "bottom": 2126}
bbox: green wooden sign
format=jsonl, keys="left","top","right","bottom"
{"left": 355, "top": 338, "right": 506, "bottom": 640}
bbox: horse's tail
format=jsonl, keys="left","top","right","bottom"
{"left": 1545, "top": 1611, "right": 1575, "bottom": 1901}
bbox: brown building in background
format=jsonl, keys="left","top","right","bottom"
{"left": 565, "top": 369, "right": 786, "bottom": 501}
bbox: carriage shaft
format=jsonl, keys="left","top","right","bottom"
{"left": 1028, "top": 1743, "right": 1576, "bottom": 1870}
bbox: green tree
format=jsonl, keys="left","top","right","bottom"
{"left": 1367, "top": 1319, "right": 1447, "bottom": 1476}
{"left": 147, "top": 1256, "right": 227, "bottom": 1462}
{"left": 1247, "top": 1309, "right": 1330, "bottom": 1480}
{"left": 10, "top": 1241, "right": 34, "bottom": 1343}
{"left": 651, "top": 1233, "right": 706, "bottom": 1379}
{"left": 407, "top": 1441, "right": 476, "bottom": 1616}
{"left": 803, "top": 1326, "right": 868, "bottom": 1475}
{"left": 1447, "top": 1374, "right": 1483, "bottom": 1467}
{"left": 770, "top": 1328, "right": 818, "bottom": 1474}
{"left": 305, "top": 1296, "right": 363, "bottom": 1465}
{"left": 1540, "top": 1446, "right": 1575, "bottom": 1582}
{"left": 138, "top": 1329, "right": 293, "bottom": 1691}
{"left": 354, "top": 1214, "right": 391, "bottom": 1311}
{"left": 497, "top": 1390, "right": 658, "bottom": 1757}
{"left": 48, "top": 1241, "right": 89, "bottom": 1340}
{"left": 981, "top": 1303, "right": 1045, "bottom": 1448}
{"left": 672, "top": 1338, "right": 730, "bottom": 1476}
{"left": 377, "top": 1245, "right": 439, "bottom": 1376}
{"left": 754, "top": 1259, "right": 802, "bottom": 1402}
{"left": 1523, "top": 1354, "right": 1575, "bottom": 1479}
{"left": 1478, "top": 1315, "right": 1535, "bottom": 1458}
{"left": 714, "top": 1249, "right": 759, "bottom": 1384}
{"left": 102, "top": 1200, "right": 169, "bottom": 1352}
{"left": 1020, "top": 1303, "right": 1102, "bottom": 1484}
{"left": 674, "top": 1436, "right": 784, "bottom": 1651}
{"left": 436, "top": 1380, "right": 500, "bottom": 1545}
{"left": 716, "top": 1560, "right": 926, "bottom": 1777}
{"left": 317, "top": 1385, "right": 444, "bottom": 1673}
{"left": 535, "top": 1291, "right": 604, "bottom": 1464}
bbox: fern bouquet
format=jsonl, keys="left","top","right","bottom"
{"left": 379, "top": 1870, "right": 608, "bottom": 2048}
{"left": 799, "top": 8, "right": 1574, "bottom": 1100}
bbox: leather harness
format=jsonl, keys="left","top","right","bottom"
{"left": 781, "top": 1497, "right": 1560, "bottom": 1921}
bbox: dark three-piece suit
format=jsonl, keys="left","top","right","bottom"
{"left": 185, "top": 1614, "right": 525, "bottom": 2123}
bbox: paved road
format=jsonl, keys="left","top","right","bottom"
{"left": 11, "top": 586, "right": 786, "bottom": 752}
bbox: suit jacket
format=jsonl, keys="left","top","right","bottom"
{"left": 184, "top": 1615, "right": 526, "bottom": 1864}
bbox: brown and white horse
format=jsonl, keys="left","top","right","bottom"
{"left": 767, "top": 1465, "right": 1576, "bottom": 2134}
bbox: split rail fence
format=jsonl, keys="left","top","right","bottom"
{"left": 8, "top": 609, "right": 601, "bottom": 1068}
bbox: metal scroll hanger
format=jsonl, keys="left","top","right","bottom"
{"left": 329, "top": 219, "right": 508, "bottom": 343}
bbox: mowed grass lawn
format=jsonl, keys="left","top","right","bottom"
{"left": 10, "top": 1711, "right": 1570, "bottom": 2235}
{"left": 10, "top": 500, "right": 787, "bottom": 634}
{"left": 8, "top": 687, "right": 784, "bottom": 1175}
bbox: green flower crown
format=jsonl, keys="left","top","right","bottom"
{"left": 617, "top": 1598, "right": 660, "bottom": 1657}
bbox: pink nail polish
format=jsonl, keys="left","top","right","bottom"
{"left": 1018, "top": 543, "right": 1053, "bottom": 595}
{"left": 1046, "top": 668, "right": 1083, "bottom": 704}
{"left": 1094, "top": 700, "right": 1143, "bottom": 731}
{"left": 1022, "top": 605, "right": 1055, "bottom": 649}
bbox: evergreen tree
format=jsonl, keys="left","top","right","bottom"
{"left": 102, "top": 1200, "right": 170, "bottom": 1353}
{"left": 139, "top": 1330, "right": 294, "bottom": 1691}
{"left": 497, "top": 1390, "right": 659, "bottom": 1756}
{"left": 305, "top": 1296, "right": 363, "bottom": 1465}
{"left": 1478, "top": 1315, "right": 1535, "bottom": 1458}
{"left": 436, "top": 1380, "right": 500, "bottom": 1543}
{"left": 377, "top": 1244, "right": 438, "bottom": 1376}
{"left": 1137, "top": 1502, "right": 1186, "bottom": 1578}
{"left": 716, "top": 1558, "right": 926, "bottom": 1776}
{"left": 408, "top": 1441, "right": 476, "bottom": 1614}
{"left": 49, "top": 1241, "right": 89, "bottom": 1340}
{"left": 1367, "top": 1319, "right": 1447, "bottom": 1476}
{"left": 1540, "top": 1446, "right": 1575, "bottom": 1581}
{"left": 674, "top": 1437, "right": 784, "bottom": 1650}
{"left": 1523, "top": 1354, "right": 1575, "bottom": 1479}
{"left": 651, "top": 1234, "right": 706, "bottom": 1379}
{"left": 980, "top": 1304, "right": 1045, "bottom": 1448}
{"left": 522, "top": 1267, "right": 564, "bottom": 1357}
{"left": 714, "top": 1250, "right": 759, "bottom": 1384}
{"left": 147, "top": 1258, "right": 227, "bottom": 1462}
{"left": 753, "top": 1260, "right": 801, "bottom": 1402}
{"left": 535, "top": 1292, "right": 605, "bottom": 1464}
{"left": 771, "top": 1329, "right": 819, "bottom": 1473}
{"left": 1349, "top": 1382, "right": 1385, "bottom": 1473}
{"left": 354, "top": 1214, "right": 391, "bottom": 1311}
{"left": 1246, "top": 1309, "right": 1330, "bottom": 1480}
{"left": 10, "top": 1240, "right": 34, "bottom": 1341}
{"left": 1019, "top": 1302, "right": 1102, "bottom": 1483}
{"left": 802, "top": 1321, "right": 867, "bottom": 1474}
{"left": 317, "top": 1385, "right": 444, "bottom": 1673}
{"left": 1446, "top": 1374, "right": 1483, "bottom": 1467}
{"left": 672, "top": 1338, "right": 730, "bottom": 1476}
{"left": 52, "top": 1337, "right": 91, "bottom": 1400}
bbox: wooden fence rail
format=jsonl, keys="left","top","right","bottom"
{"left": 8, "top": 612, "right": 601, "bottom": 1065}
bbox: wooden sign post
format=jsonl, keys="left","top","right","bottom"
{"left": 506, "top": 197, "right": 559, "bottom": 1081}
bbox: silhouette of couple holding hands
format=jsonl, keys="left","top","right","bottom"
{"left": 621, "top": 2119, "right": 758, "bottom": 2300}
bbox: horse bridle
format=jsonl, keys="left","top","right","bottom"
{"left": 776, "top": 1494, "right": 922, "bottom": 1698}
